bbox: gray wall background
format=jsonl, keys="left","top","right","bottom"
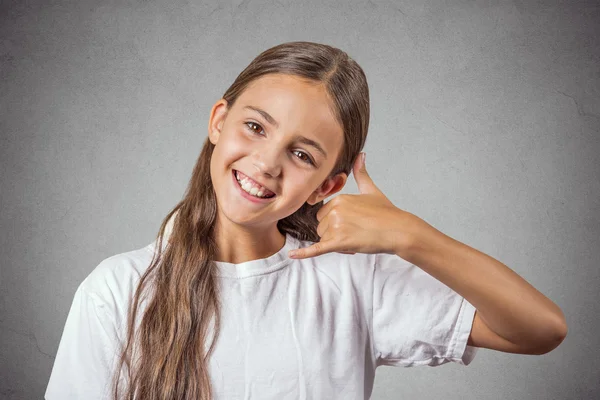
{"left": 1, "top": 0, "right": 598, "bottom": 399}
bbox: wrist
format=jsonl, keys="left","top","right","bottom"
{"left": 394, "top": 213, "right": 441, "bottom": 261}
{"left": 389, "top": 211, "right": 420, "bottom": 258}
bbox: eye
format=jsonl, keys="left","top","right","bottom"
{"left": 292, "top": 150, "right": 314, "bottom": 165}
{"left": 245, "top": 121, "right": 264, "bottom": 135}
{"left": 243, "top": 121, "right": 316, "bottom": 166}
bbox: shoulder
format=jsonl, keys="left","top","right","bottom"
{"left": 374, "top": 251, "right": 449, "bottom": 288}
{"left": 292, "top": 237, "right": 381, "bottom": 283}
{"left": 292, "top": 237, "right": 420, "bottom": 282}
{"left": 78, "top": 240, "right": 157, "bottom": 315}
{"left": 294, "top": 237, "right": 415, "bottom": 271}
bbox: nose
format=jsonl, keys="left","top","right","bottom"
{"left": 252, "top": 146, "right": 282, "bottom": 178}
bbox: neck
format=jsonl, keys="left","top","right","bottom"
{"left": 213, "top": 220, "right": 286, "bottom": 264}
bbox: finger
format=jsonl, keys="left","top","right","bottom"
{"left": 288, "top": 239, "right": 337, "bottom": 259}
{"left": 316, "top": 196, "right": 336, "bottom": 222}
{"left": 353, "top": 153, "right": 382, "bottom": 196}
{"left": 316, "top": 216, "right": 329, "bottom": 238}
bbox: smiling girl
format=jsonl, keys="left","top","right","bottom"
{"left": 46, "top": 41, "right": 567, "bottom": 400}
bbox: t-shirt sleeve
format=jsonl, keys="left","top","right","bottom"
{"left": 371, "top": 252, "right": 479, "bottom": 367}
{"left": 45, "top": 282, "right": 122, "bottom": 399}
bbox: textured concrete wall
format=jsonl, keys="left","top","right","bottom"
{"left": 1, "top": 0, "right": 598, "bottom": 399}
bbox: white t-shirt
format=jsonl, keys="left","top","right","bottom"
{"left": 46, "top": 225, "right": 478, "bottom": 399}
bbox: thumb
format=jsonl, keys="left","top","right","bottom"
{"left": 353, "top": 152, "right": 378, "bottom": 195}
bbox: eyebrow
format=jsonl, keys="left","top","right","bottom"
{"left": 243, "top": 105, "right": 328, "bottom": 159}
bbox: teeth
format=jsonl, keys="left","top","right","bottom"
{"left": 235, "top": 170, "right": 273, "bottom": 198}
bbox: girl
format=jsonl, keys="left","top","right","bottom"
{"left": 45, "top": 41, "right": 567, "bottom": 400}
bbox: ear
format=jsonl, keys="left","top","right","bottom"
{"left": 208, "top": 99, "right": 229, "bottom": 145}
{"left": 306, "top": 172, "right": 348, "bottom": 205}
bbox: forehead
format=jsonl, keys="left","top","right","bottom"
{"left": 234, "top": 74, "right": 344, "bottom": 155}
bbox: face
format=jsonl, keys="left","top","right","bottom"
{"left": 207, "top": 73, "right": 347, "bottom": 229}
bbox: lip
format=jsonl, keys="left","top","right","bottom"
{"left": 234, "top": 170, "right": 275, "bottom": 194}
{"left": 232, "top": 170, "right": 276, "bottom": 203}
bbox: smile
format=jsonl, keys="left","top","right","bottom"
{"left": 232, "top": 170, "right": 276, "bottom": 201}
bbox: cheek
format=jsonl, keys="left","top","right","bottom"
{"left": 217, "top": 133, "right": 249, "bottom": 159}
{"left": 285, "top": 180, "right": 314, "bottom": 203}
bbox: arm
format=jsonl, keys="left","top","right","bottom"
{"left": 397, "top": 214, "right": 568, "bottom": 355}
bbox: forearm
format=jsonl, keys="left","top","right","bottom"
{"left": 396, "top": 214, "right": 567, "bottom": 347}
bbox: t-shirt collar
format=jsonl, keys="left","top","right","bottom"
{"left": 215, "top": 233, "right": 299, "bottom": 278}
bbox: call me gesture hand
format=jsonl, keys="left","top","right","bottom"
{"left": 288, "top": 152, "right": 428, "bottom": 259}
{"left": 288, "top": 152, "right": 568, "bottom": 356}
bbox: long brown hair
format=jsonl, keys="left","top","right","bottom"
{"left": 112, "top": 41, "right": 370, "bottom": 400}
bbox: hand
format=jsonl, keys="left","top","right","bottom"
{"left": 288, "top": 152, "right": 422, "bottom": 259}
